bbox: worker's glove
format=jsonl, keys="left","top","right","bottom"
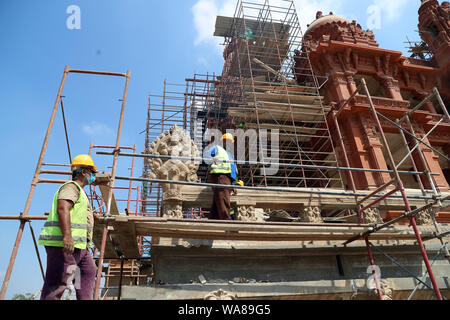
{"left": 63, "top": 235, "right": 74, "bottom": 254}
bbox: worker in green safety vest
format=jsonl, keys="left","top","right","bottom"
{"left": 207, "top": 133, "right": 243, "bottom": 220}
{"left": 38, "top": 154, "right": 99, "bottom": 300}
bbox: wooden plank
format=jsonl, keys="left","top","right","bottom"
{"left": 244, "top": 84, "right": 317, "bottom": 94}
{"left": 258, "top": 100, "right": 329, "bottom": 110}
{"left": 246, "top": 92, "right": 322, "bottom": 104}
{"left": 244, "top": 122, "right": 326, "bottom": 134}
{"left": 228, "top": 109, "right": 325, "bottom": 122}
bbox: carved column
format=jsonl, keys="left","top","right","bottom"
{"left": 339, "top": 113, "right": 391, "bottom": 190}
{"left": 359, "top": 113, "right": 392, "bottom": 188}
{"left": 406, "top": 122, "right": 449, "bottom": 192}
{"left": 382, "top": 76, "right": 403, "bottom": 101}
{"left": 345, "top": 72, "right": 358, "bottom": 94}
{"left": 162, "top": 190, "right": 183, "bottom": 219}
{"left": 417, "top": 91, "right": 438, "bottom": 113}
{"left": 328, "top": 72, "right": 352, "bottom": 104}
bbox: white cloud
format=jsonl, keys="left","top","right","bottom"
{"left": 192, "top": 0, "right": 236, "bottom": 55}
{"left": 192, "top": 0, "right": 219, "bottom": 46}
{"left": 372, "top": 0, "right": 410, "bottom": 23}
{"left": 192, "top": 0, "right": 413, "bottom": 60}
{"left": 82, "top": 121, "right": 114, "bottom": 137}
{"left": 191, "top": 0, "right": 349, "bottom": 52}
{"left": 293, "top": 0, "right": 347, "bottom": 34}
{"left": 197, "top": 56, "right": 209, "bottom": 68}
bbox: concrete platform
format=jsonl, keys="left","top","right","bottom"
{"left": 117, "top": 238, "right": 450, "bottom": 300}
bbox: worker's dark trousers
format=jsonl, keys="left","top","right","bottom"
{"left": 40, "top": 246, "right": 97, "bottom": 300}
{"left": 208, "top": 174, "right": 232, "bottom": 220}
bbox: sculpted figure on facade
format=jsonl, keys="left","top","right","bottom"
{"left": 147, "top": 125, "right": 200, "bottom": 218}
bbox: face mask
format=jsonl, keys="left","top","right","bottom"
{"left": 87, "top": 173, "right": 96, "bottom": 185}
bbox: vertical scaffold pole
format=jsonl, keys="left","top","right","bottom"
{"left": 94, "top": 70, "right": 131, "bottom": 300}
{"left": 361, "top": 78, "right": 443, "bottom": 300}
{"left": 0, "top": 66, "right": 70, "bottom": 300}
{"left": 332, "top": 111, "right": 383, "bottom": 300}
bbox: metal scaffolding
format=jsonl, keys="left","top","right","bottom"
{"left": 213, "top": 0, "right": 343, "bottom": 189}
{"left": 1, "top": 0, "right": 449, "bottom": 301}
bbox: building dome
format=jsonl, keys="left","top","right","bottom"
{"left": 304, "top": 11, "right": 350, "bottom": 37}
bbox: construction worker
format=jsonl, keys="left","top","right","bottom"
{"left": 38, "top": 155, "right": 98, "bottom": 300}
{"left": 207, "top": 133, "right": 242, "bottom": 220}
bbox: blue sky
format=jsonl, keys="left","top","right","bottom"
{"left": 0, "top": 0, "right": 422, "bottom": 299}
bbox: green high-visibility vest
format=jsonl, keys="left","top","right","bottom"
{"left": 210, "top": 146, "right": 232, "bottom": 175}
{"left": 38, "top": 181, "right": 88, "bottom": 249}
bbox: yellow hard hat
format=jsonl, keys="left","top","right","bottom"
{"left": 222, "top": 133, "right": 235, "bottom": 143}
{"left": 70, "top": 154, "right": 98, "bottom": 171}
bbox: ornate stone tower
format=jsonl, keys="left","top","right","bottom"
{"left": 418, "top": 0, "right": 450, "bottom": 102}
{"left": 294, "top": 11, "right": 450, "bottom": 193}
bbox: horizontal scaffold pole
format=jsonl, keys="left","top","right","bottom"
{"left": 113, "top": 175, "right": 443, "bottom": 202}
{"left": 344, "top": 194, "right": 450, "bottom": 245}
{"left": 96, "top": 151, "right": 441, "bottom": 176}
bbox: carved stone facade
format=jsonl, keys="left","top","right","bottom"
{"left": 418, "top": 0, "right": 450, "bottom": 96}
{"left": 147, "top": 125, "right": 200, "bottom": 218}
{"left": 415, "top": 208, "right": 434, "bottom": 225}
{"left": 236, "top": 205, "right": 257, "bottom": 222}
{"left": 204, "top": 289, "right": 235, "bottom": 300}
{"left": 362, "top": 208, "right": 383, "bottom": 224}
{"left": 300, "top": 206, "right": 323, "bottom": 223}
{"left": 295, "top": 9, "right": 449, "bottom": 193}
{"left": 373, "top": 280, "right": 394, "bottom": 300}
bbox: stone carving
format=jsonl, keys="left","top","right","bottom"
{"left": 403, "top": 70, "right": 410, "bottom": 87}
{"left": 161, "top": 202, "right": 183, "bottom": 219}
{"left": 204, "top": 289, "right": 235, "bottom": 300}
{"left": 372, "top": 279, "right": 393, "bottom": 300}
{"left": 392, "top": 64, "right": 399, "bottom": 79}
{"left": 419, "top": 73, "right": 427, "bottom": 89}
{"left": 374, "top": 56, "right": 382, "bottom": 73}
{"left": 147, "top": 125, "right": 200, "bottom": 218}
{"left": 383, "top": 54, "right": 391, "bottom": 74}
{"left": 362, "top": 208, "right": 383, "bottom": 224}
{"left": 300, "top": 206, "right": 323, "bottom": 223}
{"left": 236, "top": 205, "right": 257, "bottom": 222}
{"left": 415, "top": 208, "right": 434, "bottom": 225}
{"left": 351, "top": 51, "right": 359, "bottom": 68}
